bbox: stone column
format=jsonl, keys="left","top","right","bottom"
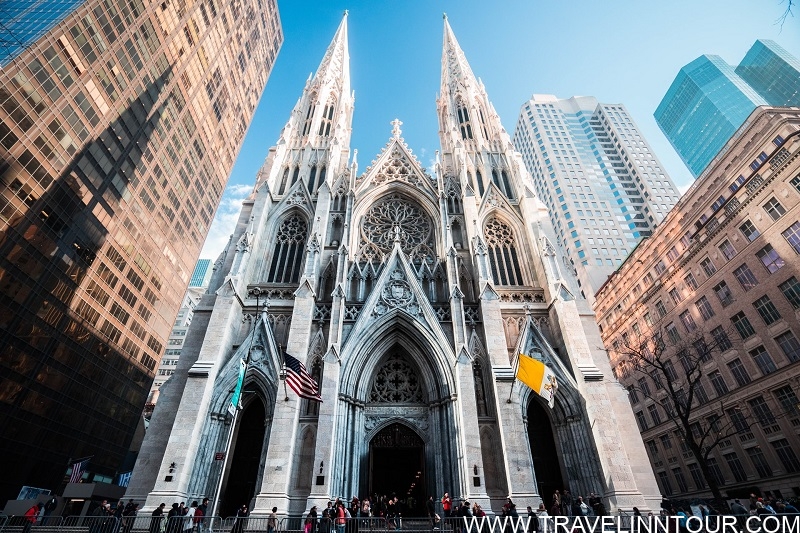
{"left": 142, "top": 282, "right": 244, "bottom": 510}
{"left": 253, "top": 282, "right": 317, "bottom": 514}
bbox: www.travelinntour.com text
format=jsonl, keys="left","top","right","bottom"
{"left": 460, "top": 515, "right": 800, "bottom": 533}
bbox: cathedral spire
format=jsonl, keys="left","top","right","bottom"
{"left": 441, "top": 15, "right": 477, "bottom": 97}
{"left": 312, "top": 11, "right": 350, "bottom": 94}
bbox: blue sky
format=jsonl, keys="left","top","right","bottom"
{"left": 200, "top": 0, "right": 800, "bottom": 259}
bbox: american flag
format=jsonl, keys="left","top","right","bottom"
{"left": 284, "top": 352, "right": 322, "bottom": 402}
{"left": 69, "top": 458, "right": 90, "bottom": 483}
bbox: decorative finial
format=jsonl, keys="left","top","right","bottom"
{"left": 391, "top": 118, "right": 403, "bottom": 139}
{"left": 393, "top": 224, "right": 402, "bottom": 243}
{"left": 443, "top": 13, "right": 447, "bottom": 20}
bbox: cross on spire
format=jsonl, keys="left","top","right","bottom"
{"left": 391, "top": 118, "right": 403, "bottom": 139}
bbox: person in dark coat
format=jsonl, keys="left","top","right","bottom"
{"left": 231, "top": 505, "right": 248, "bottom": 533}
{"left": 150, "top": 504, "right": 166, "bottom": 533}
{"left": 167, "top": 504, "right": 182, "bottom": 533}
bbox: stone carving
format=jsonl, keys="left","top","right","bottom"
{"left": 286, "top": 189, "right": 306, "bottom": 206}
{"left": 361, "top": 195, "right": 433, "bottom": 257}
{"left": 369, "top": 354, "right": 425, "bottom": 404}
{"left": 374, "top": 268, "right": 421, "bottom": 317}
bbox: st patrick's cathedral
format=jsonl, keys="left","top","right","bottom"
{"left": 127, "top": 14, "right": 661, "bottom": 517}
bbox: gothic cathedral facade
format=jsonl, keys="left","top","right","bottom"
{"left": 127, "top": 15, "right": 661, "bottom": 516}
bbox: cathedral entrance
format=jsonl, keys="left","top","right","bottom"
{"left": 369, "top": 423, "right": 426, "bottom": 516}
{"left": 527, "top": 399, "right": 564, "bottom": 508}
{"left": 221, "top": 395, "right": 266, "bottom": 517}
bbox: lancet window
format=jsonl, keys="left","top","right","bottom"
{"left": 278, "top": 167, "right": 290, "bottom": 195}
{"left": 478, "top": 108, "right": 490, "bottom": 139}
{"left": 457, "top": 101, "right": 473, "bottom": 140}
{"left": 473, "top": 360, "right": 489, "bottom": 417}
{"left": 307, "top": 166, "right": 317, "bottom": 193}
{"left": 475, "top": 169, "right": 485, "bottom": 196}
{"left": 302, "top": 99, "right": 316, "bottom": 136}
{"left": 492, "top": 168, "right": 514, "bottom": 199}
{"left": 484, "top": 217, "right": 524, "bottom": 286}
{"left": 318, "top": 102, "right": 335, "bottom": 137}
{"left": 267, "top": 213, "right": 308, "bottom": 283}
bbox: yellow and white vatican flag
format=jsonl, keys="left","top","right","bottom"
{"left": 516, "top": 353, "right": 558, "bottom": 408}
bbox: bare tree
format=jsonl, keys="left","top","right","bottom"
{"left": 778, "top": 0, "right": 795, "bottom": 27}
{"left": 613, "top": 325, "right": 754, "bottom": 510}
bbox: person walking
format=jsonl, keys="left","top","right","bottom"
{"left": 23, "top": 503, "right": 42, "bottom": 533}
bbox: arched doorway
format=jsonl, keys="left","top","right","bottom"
{"left": 369, "top": 423, "right": 425, "bottom": 516}
{"left": 221, "top": 395, "right": 266, "bottom": 516}
{"left": 527, "top": 398, "right": 564, "bottom": 508}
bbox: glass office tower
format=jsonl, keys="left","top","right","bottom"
{"left": 735, "top": 40, "right": 800, "bottom": 107}
{"left": 0, "top": 0, "right": 282, "bottom": 504}
{"left": 656, "top": 40, "right": 800, "bottom": 178}
{"left": 513, "top": 95, "right": 680, "bottom": 306}
{"left": 0, "top": 0, "right": 86, "bottom": 66}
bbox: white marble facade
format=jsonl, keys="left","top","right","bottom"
{"left": 126, "top": 14, "right": 662, "bottom": 517}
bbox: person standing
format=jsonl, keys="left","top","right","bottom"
{"left": 150, "top": 504, "right": 166, "bottom": 533}
{"left": 197, "top": 499, "right": 208, "bottom": 533}
{"left": 183, "top": 502, "right": 196, "bottom": 533}
{"left": 231, "top": 505, "right": 248, "bottom": 533}
{"left": 426, "top": 497, "right": 436, "bottom": 529}
{"left": 336, "top": 501, "right": 347, "bottom": 533}
{"left": 561, "top": 491, "right": 573, "bottom": 518}
{"left": 441, "top": 493, "right": 452, "bottom": 518}
{"left": 23, "top": 503, "right": 42, "bottom": 533}
{"left": 267, "top": 507, "right": 278, "bottom": 533}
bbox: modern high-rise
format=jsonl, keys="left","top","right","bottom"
{"left": 0, "top": 0, "right": 282, "bottom": 504}
{"left": 189, "top": 258, "right": 212, "bottom": 287}
{"left": 513, "top": 95, "right": 681, "bottom": 306}
{"left": 655, "top": 40, "right": 800, "bottom": 178}
{"left": 0, "top": 0, "right": 85, "bottom": 66}
{"left": 595, "top": 106, "right": 800, "bottom": 501}
{"left": 127, "top": 14, "right": 660, "bottom": 517}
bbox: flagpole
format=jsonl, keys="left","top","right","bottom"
{"left": 507, "top": 353, "right": 520, "bottom": 403}
{"left": 209, "top": 288, "right": 265, "bottom": 529}
{"left": 279, "top": 345, "right": 289, "bottom": 401}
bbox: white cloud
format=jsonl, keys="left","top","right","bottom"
{"left": 199, "top": 182, "right": 254, "bottom": 260}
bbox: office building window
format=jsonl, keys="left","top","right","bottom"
{"left": 657, "top": 471, "right": 673, "bottom": 495}
{"left": 696, "top": 296, "right": 715, "bottom": 320}
{"left": 713, "top": 281, "right": 734, "bottom": 307}
{"left": 740, "top": 220, "right": 760, "bottom": 242}
{"left": 763, "top": 197, "right": 786, "bottom": 221}
{"left": 783, "top": 221, "right": 800, "bottom": 254}
{"left": 648, "top": 404, "right": 661, "bottom": 425}
{"left": 772, "top": 439, "right": 800, "bottom": 473}
{"left": 684, "top": 272, "right": 698, "bottom": 290}
{"left": 753, "top": 295, "right": 781, "bottom": 325}
{"left": 727, "top": 359, "right": 751, "bottom": 387}
{"left": 775, "top": 331, "right": 800, "bottom": 363}
{"left": 723, "top": 452, "right": 747, "bottom": 483}
{"left": 756, "top": 244, "right": 785, "bottom": 273}
{"left": 680, "top": 310, "right": 697, "bottom": 332}
{"left": 746, "top": 447, "right": 773, "bottom": 478}
{"left": 774, "top": 385, "right": 800, "bottom": 417}
{"left": 638, "top": 377, "right": 651, "bottom": 397}
{"left": 708, "top": 370, "right": 728, "bottom": 396}
{"left": 687, "top": 463, "right": 706, "bottom": 489}
{"left": 733, "top": 264, "right": 758, "bottom": 290}
{"left": 711, "top": 326, "right": 732, "bottom": 351}
{"left": 635, "top": 411, "right": 648, "bottom": 431}
{"left": 749, "top": 396, "right": 777, "bottom": 426}
{"left": 700, "top": 257, "right": 717, "bottom": 277}
{"left": 672, "top": 468, "right": 688, "bottom": 493}
{"left": 669, "top": 287, "right": 682, "bottom": 304}
{"left": 749, "top": 346, "right": 777, "bottom": 375}
{"left": 719, "top": 240, "right": 737, "bottom": 260}
{"left": 779, "top": 277, "right": 800, "bottom": 308}
{"left": 731, "top": 311, "right": 756, "bottom": 339}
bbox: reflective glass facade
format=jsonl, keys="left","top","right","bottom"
{"left": 513, "top": 95, "right": 680, "bottom": 306}
{"left": 0, "top": 0, "right": 282, "bottom": 504}
{"left": 656, "top": 40, "right": 800, "bottom": 179}
{"left": 0, "top": 0, "right": 86, "bottom": 66}
{"left": 655, "top": 55, "right": 767, "bottom": 178}
{"left": 735, "top": 40, "right": 800, "bottom": 107}
{"left": 188, "top": 258, "right": 211, "bottom": 287}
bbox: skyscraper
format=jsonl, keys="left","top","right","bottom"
{"left": 0, "top": 0, "right": 85, "bottom": 66}
{"left": 128, "top": 14, "right": 660, "bottom": 517}
{"left": 513, "top": 95, "right": 681, "bottom": 305}
{"left": 655, "top": 40, "right": 800, "bottom": 178}
{"left": 189, "top": 258, "right": 212, "bottom": 287}
{"left": 0, "top": 0, "right": 282, "bottom": 504}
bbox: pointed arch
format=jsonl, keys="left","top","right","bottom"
{"left": 278, "top": 167, "right": 290, "bottom": 195}
{"left": 302, "top": 93, "right": 317, "bottom": 137}
{"left": 475, "top": 168, "right": 485, "bottom": 196}
{"left": 456, "top": 98, "right": 473, "bottom": 140}
{"left": 290, "top": 425, "right": 316, "bottom": 493}
{"left": 483, "top": 215, "right": 524, "bottom": 286}
{"left": 267, "top": 212, "right": 308, "bottom": 283}
{"left": 318, "top": 97, "right": 336, "bottom": 137}
{"left": 307, "top": 165, "right": 318, "bottom": 193}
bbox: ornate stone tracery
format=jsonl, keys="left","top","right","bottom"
{"left": 369, "top": 353, "right": 425, "bottom": 404}
{"left": 359, "top": 195, "right": 435, "bottom": 263}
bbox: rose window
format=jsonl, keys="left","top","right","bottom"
{"left": 360, "top": 195, "right": 434, "bottom": 262}
{"left": 369, "top": 354, "right": 425, "bottom": 404}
